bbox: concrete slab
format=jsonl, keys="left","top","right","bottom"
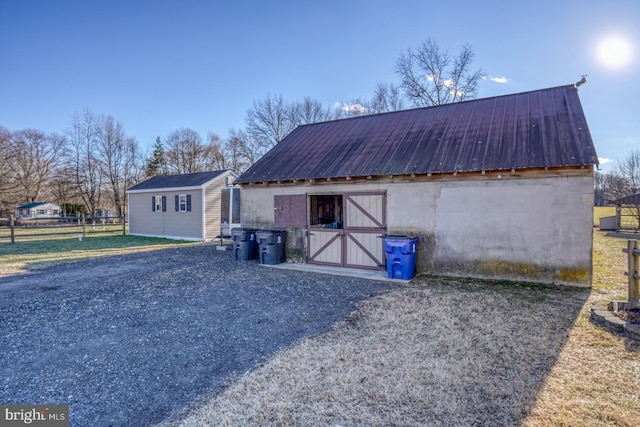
{"left": 260, "top": 262, "right": 412, "bottom": 284}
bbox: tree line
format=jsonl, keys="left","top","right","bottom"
{"left": 1, "top": 38, "right": 485, "bottom": 218}
{"left": 595, "top": 150, "right": 640, "bottom": 207}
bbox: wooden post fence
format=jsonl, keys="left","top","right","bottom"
{"left": 623, "top": 239, "right": 640, "bottom": 305}
{"left": 9, "top": 215, "right": 15, "bottom": 244}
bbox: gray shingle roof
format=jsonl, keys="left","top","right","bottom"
{"left": 237, "top": 85, "right": 598, "bottom": 184}
{"left": 127, "top": 170, "right": 228, "bottom": 191}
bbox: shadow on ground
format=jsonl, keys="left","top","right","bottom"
{"left": 168, "top": 275, "right": 592, "bottom": 426}
{"left": 0, "top": 245, "right": 393, "bottom": 426}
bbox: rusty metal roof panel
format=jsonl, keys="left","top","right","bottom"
{"left": 236, "top": 85, "right": 598, "bottom": 184}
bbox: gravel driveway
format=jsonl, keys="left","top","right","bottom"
{"left": 0, "top": 245, "right": 393, "bottom": 426}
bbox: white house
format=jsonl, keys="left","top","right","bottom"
{"left": 15, "top": 202, "right": 61, "bottom": 218}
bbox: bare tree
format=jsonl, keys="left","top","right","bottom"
{"left": 227, "top": 128, "right": 270, "bottom": 168}
{"left": 291, "top": 97, "right": 334, "bottom": 126}
{"left": 12, "top": 129, "right": 66, "bottom": 204}
{"left": 0, "top": 126, "right": 18, "bottom": 215}
{"left": 95, "top": 115, "right": 130, "bottom": 218}
{"left": 396, "top": 38, "right": 483, "bottom": 107}
{"left": 201, "top": 132, "right": 226, "bottom": 171}
{"left": 367, "top": 82, "right": 405, "bottom": 114}
{"left": 165, "top": 128, "right": 206, "bottom": 174}
{"left": 122, "top": 136, "right": 145, "bottom": 218}
{"left": 49, "top": 166, "right": 79, "bottom": 215}
{"left": 615, "top": 150, "right": 640, "bottom": 194}
{"left": 246, "top": 94, "right": 297, "bottom": 147}
{"left": 214, "top": 131, "right": 249, "bottom": 173}
{"left": 613, "top": 150, "right": 640, "bottom": 228}
{"left": 68, "top": 109, "right": 102, "bottom": 218}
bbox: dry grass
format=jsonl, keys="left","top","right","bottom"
{"left": 161, "top": 231, "right": 640, "bottom": 426}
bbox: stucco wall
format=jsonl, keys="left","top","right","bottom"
{"left": 431, "top": 176, "right": 593, "bottom": 285}
{"left": 240, "top": 171, "right": 594, "bottom": 286}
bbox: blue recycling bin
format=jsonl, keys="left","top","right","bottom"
{"left": 384, "top": 235, "right": 419, "bottom": 280}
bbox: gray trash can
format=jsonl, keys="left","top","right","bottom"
{"left": 232, "top": 228, "right": 258, "bottom": 260}
{"left": 256, "top": 230, "right": 287, "bottom": 264}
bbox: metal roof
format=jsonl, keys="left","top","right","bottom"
{"left": 237, "top": 85, "right": 598, "bottom": 184}
{"left": 127, "top": 170, "right": 229, "bottom": 191}
{"left": 612, "top": 192, "right": 640, "bottom": 206}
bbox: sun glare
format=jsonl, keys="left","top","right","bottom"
{"left": 597, "top": 36, "right": 633, "bottom": 68}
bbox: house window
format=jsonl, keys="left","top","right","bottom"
{"left": 37, "top": 209, "right": 45, "bottom": 215}
{"left": 153, "top": 196, "right": 166, "bottom": 212}
{"left": 309, "top": 194, "right": 343, "bottom": 229}
{"left": 175, "top": 194, "right": 191, "bottom": 212}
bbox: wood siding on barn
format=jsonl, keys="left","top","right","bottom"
{"left": 308, "top": 229, "right": 342, "bottom": 265}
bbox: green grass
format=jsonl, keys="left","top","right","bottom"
{"left": 594, "top": 206, "right": 640, "bottom": 229}
{"left": 593, "top": 206, "right": 617, "bottom": 225}
{"left": 0, "top": 232, "right": 198, "bottom": 276}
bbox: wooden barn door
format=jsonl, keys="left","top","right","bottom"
{"left": 343, "top": 192, "right": 386, "bottom": 270}
{"left": 307, "top": 191, "right": 386, "bottom": 270}
{"left": 307, "top": 229, "right": 343, "bottom": 266}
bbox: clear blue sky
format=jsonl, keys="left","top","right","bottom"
{"left": 1, "top": 0, "right": 638, "bottom": 172}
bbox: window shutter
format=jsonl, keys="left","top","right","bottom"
{"left": 175, "top": 195, "right": 179, "bottom": 211}
{"left": 152, "top": 196, "right": 156, "bottom": 211}
{"left": 186, "top": 195, "right": 191, "bottom": 212}
{"left": 274, "top": 194, "right": 306, "bottom": 227}
{"left": 162, "top": 196, "right": 167, "bottom": 212}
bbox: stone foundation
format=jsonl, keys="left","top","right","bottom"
{"left": 590, "top": 300, "right": 640, "bottom": 341}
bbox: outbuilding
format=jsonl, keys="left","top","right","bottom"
{"left": 235, "top": 85, "right": 599, "bottom": 286}
{"left": 127, "top": 170, "right": 237, "bottom": 241}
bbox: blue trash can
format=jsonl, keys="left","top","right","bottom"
{"left": 384, "top": 235, "right": 419, "bottom": 280}
{"left": 256, "top": 230, "right": 287, "bottom": 264}
{"left": 232, "top": 228, "right": 258, "bottom": 260}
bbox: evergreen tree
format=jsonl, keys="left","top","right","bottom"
{"left": 145, "top": 137, "right": 167, "bottom": 177}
